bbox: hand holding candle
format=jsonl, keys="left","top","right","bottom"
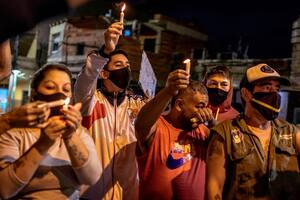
{"left": 60, "top": 103, "right": 82, "bottom": 143}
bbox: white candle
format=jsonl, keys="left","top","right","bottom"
{"left": 62, "top": 97, "right": 71, "bottom": 111}
{"left": 37, "top": 97, "right": 70, "bottom": 108}
{"left": 37, "top": 99, "right": 64, "bottom": 108}
{"left": 183, "top": 59, "right": 191, "bottom": 75}
{"left": 120, "top": 4, "right": 126, "bottom": 23}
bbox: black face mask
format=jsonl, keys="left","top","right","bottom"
{"left": 33, "top": 92, "right": 67, "bottom": 117}
{"left": 107, "top": 67, "right": 131, "bottom": 89}
{"left": 207, "top": 88, "right": 229, "bottom": 106}
{"left": 251, "top": 92, "right": 281, "bottom": 121}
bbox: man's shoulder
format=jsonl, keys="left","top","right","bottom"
{"left": 212, "top": 118, "right": 236, "bottom": 133}
{"left": 95, "top": 90, "right": 107, "bottom": 101}
{"left": 154, "top": 116, "right": 174, "bottom": 133}
{"left": 273, "top": 118, "right": 293, "bottom": 127}
{"left": 273, "top": 118, "right": 300, "bottom": 134}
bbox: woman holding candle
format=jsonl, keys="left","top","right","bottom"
{"left": 0, "top": 63, "right": 100, "bottom": 199}
{"left": 203, "top": 65, "right": 239, "bottom": 123}
{"left": 0, "top": 101, "right": 49, "bottom": 135}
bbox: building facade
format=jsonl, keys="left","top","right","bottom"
{"left": 46, "top": 14, "right": 208, "bottom": 87}
{"left": 291, "top": 16, "right": 300, "bottom": 87}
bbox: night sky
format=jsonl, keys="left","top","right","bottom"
{"left": 77, "top": 0, "right": 300, "bottom": 59}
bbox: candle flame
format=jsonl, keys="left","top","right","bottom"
{"left": 64, "top": 97, "right": 70, "bottom": 105}
{"left": 183, "top": 59, "right": 191, "bottom": 64}
{"left": 121, "top": 3, "right": 126, "bottom": 12}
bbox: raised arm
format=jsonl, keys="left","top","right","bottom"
{"left": 206, "top": 133, "right": 227, "bottom": 200}
{"left": 135, "top": 69, "right": 189, "bottom": 149}
{"left": 74, "top": 53, "right": 108, "bottom": 107}
{"left": 74, "top": 22, "right": 123, "bottom": 115}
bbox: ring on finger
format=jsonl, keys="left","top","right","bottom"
{"left": 37, "top": 115, "right": 44, "bottom": 124}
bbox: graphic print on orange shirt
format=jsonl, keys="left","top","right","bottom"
{"left": 166, "top": 142, "right": 192, "bottom": 169}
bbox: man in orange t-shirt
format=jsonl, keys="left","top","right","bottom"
{"left": 135, "top": 69, "right": 214, "bottom": 200}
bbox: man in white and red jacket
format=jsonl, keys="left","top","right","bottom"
{"left": 74, "top": 22, "right": 144, "bottom": 200}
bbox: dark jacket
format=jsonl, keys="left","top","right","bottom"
{"left": 211, "top": 116, "right": 300, "bottom": 200}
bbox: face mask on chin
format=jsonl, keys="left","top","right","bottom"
{"left": 207, "top": 88, "right": 229, "bottom": 106}
{"left": 251, "top": 92, "right": 281, "bottom": 121}
{"left": 33, "top": 92, "right": 68, "bottom": 117}
{"left": 106, "top": 67, "right": 131, "bottom": 90}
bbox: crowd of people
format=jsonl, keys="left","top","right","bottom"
{"left": 1, "top": 4, "right": 300, "bottom": 200}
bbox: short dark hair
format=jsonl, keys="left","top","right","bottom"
{"left": 239, "top": 75, "right": 256, "bottom": 106}
{"left": 203, "top": 65, "right": 232, "bottom": 84}
{"left": 31, "top": 63, "right": 72, "bottom": 91}
{"left": 109, "top": 49, "right": 128, "bottom": 59}
{"left": 171, "top": 80, "right": 208, "bottom": 106}
{"left": 104, "top": 49, "right": 129, "bottom": 70}
{"left": 239, "top": 75, "right": 254, "bottom": 92}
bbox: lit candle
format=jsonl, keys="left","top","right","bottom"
{"left": 183, "top": 59, "right": 191, "bottom": 75}
{"left": 47, "top": 99, "right": 65, "bottom": 108}
{"left": 63, "top": 97, "right": 70, "bottom": 111}
{"left": 38, "top": 99, "right": 64, "bottom": 108}
{"left": 120, "top": 3, "right": 126, "bottom": 23}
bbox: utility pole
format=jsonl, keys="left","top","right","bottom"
{"left": 7, "top": 35, "right": 20, "bottom": 111}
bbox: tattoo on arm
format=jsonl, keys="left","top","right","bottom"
{"left": 67, "top": 143, "right": 88, "bottom": 165}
